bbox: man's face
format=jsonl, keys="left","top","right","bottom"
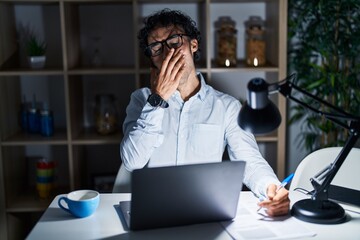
{"left": 147, "top": 25, "right": 198, "bottom": 73}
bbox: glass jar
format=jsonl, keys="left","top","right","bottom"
{"left": 94, "top": 94, "right": 118, "bottom": 135}
{"left": 245, "top": 16, "right": 266, "bottom": 67}
{"left": 215, "top": 16, "right": 237, "bottom": 67}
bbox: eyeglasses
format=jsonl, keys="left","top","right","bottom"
{"left": 145, "top": 34, "right": 188, "bottom": 57}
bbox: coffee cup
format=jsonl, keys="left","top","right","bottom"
{"left": 58, "top": 190, "right": 100, "bottom": 218}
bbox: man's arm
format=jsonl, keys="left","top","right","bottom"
{"left": 225, "top": 100, "right": 280, "bottom": 197}
{"left": 120, "top": 89, "right": 166, "bottom": 170}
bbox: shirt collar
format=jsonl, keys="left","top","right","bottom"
{"left": 171, "top": 72, "right": 209, "bottom": 103}
{"left": 196, "top": 72, "right": 208, "bottom": 101}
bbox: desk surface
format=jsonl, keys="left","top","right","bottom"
{"left": 26, "top": 191, "right": 360, "bottom": 240}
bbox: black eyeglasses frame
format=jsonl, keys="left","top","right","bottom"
{"left": 145, "top": 34, "right": 189, "bottom": 57}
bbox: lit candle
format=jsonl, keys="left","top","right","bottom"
{"left": 225, "top": 59, "right": 230, "bottom": 67}
{"left": 253, "top": 57, "right": 258, "bottom": 67}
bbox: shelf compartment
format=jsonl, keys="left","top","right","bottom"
{"left": 0, "top": 75, "right": 67, "bottom": 141}
{"left": 209, "top": 2, "right": 280, "bottom": 69}
{"left": 63, "top": 2, "right": 135, "bottom": 70}
{"left": 0, "top": 2, "right": 63, "bottom": 71}
{"left": 71, "top": 144, "right": 121, "bottom": 191}
{"left": 67, "top": 74, "right": 136, "bottom": 140}
{"left": 2, "top": 145, "right": 70, "bottom": 211}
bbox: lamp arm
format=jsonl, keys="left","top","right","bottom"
{"left": 286, "top": 93, "right": 352, "bottom": 130}
{"left": 274, "top": 78, "right": 359, "bottom": 123}
{"left": 310, "top": 130, "right": 359, "bottom": 201}
{"left": 269, "top": 74, "right": 360, "bottom": 201}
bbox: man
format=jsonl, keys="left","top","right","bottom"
{"left": 120, "top": 9, "right": 290, "bottom": 216}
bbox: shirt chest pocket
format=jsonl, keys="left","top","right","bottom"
{"left": 190, "top": 124, "right": 222, "bottom": 156}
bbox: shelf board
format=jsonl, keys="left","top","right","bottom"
{"left": 6, "top": 187, "right": 68, "bottom": 213}
{"left": 0, "top": 68, "right": 64, "bottom": 76}
{"left": 1, "top": 129, "right": 68, "bottom": 146}
{"left": 255, "top": 131, "right": 278, "bottom": 142}
{"left": 138, "top": 0, "right": 206, "bottom": 3}
{"left": 67, "top": 67, "right": 135, "bottom": 75}
{"left": 72, "top": 128, "right": 122, "bottom": 145}
{"left": 210, "top": 60, "right": 278, "bottom": 73}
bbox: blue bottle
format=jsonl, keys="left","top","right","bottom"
{"left": 40, "top": 108, "right": 54, "bottom": 137}
{"left": 20, "top": 96, "right": 29, "bottom": 131}
{"left": 28, "top": 107, "right": 40, "bottom": 133}
{"left": 28, "top": 95, "right": 41, "bottom": 133}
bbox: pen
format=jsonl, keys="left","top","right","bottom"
{"left": 276, "top": 173, "right": 295, "bottom": 192}
{"left": 257, "top": 173, "right": 294, "bottom": 212}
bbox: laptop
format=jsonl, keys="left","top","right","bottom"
{"left": 119, "top": 161, "right": 246, "bottom": 230}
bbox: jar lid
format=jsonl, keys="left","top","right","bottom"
{"left": 215, "top": 16, "right": 236, "bottom": 29}
{"left": 28, "top": 107, "right": 38, "bottom": 113}
{"left": 40, "top": 109, "right": 52, "bottom": 115}
{"left": 244, "top": 16, "right": 265, "bottom": 29}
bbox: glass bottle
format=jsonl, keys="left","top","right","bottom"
{"left": 215, "top": 16, "right": 237, "bottom": 67}
{"left": 28, "top": 94, "right": 40, "bottom": 133}
{"left": 40, "top": 103, "right": 54, "bottom": 137}
{"left": 245, "top": 16, "right": 266, "bottom": 67}
{"left": 94, "top": 94, "right": 118, "bottom": 135}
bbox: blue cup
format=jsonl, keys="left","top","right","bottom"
{"left": 58, "top": 190, "right": 100, "bottom": 218}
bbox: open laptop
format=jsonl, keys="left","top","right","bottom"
{"left": 119, "top": 161, "right": 245, "bottom": 230}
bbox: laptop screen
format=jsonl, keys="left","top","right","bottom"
{"left": 122, "top": 161, "right": 246, "bottom": 230}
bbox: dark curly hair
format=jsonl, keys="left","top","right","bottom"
{"left": 138, "top": 9, "right": 201, "bottom": 61}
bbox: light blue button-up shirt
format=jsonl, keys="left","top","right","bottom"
{"left": 120, "top": 73, "right": 280, "bottom": 197}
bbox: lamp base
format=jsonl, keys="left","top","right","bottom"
{"left": 291, "top": 199, "right": 347, "bottom": 224}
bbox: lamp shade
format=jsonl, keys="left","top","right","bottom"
{"left": 239, "top": 77, "right": 281, "bottom": 134}
{"left": 239, "top": 101, "right": 281, "bottom": 134}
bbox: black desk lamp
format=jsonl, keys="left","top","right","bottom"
{"left": 239, "top": 73, "right": 360, "bottom": 224}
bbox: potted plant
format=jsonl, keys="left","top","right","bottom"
{"left": 288, "top": 0, "right": 360, "bottom": 152}
{"left": 26, "top": 34, "right": 47, "bottom": 69}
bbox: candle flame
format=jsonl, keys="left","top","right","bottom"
{"left": 225, "top": 59, "right": 230, "bottom": 67}
{"left": 253, "top": 57, "right": 258, "bottom": 67}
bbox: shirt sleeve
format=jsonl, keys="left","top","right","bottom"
{"left": 225, "top": 100, "right": 281, "bottom": 198}
{"left": 120, "top": 89, "right": 166, "bottom": 171}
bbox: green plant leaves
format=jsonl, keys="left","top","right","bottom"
{"left": 27, "top": 35, "right": 47, "bottom": 56}
{"left": 288, "top": 0, "right": 360, "bottom": 152}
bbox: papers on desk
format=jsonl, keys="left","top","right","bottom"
{"left": 221, "top": 196, "right": 316, "bottom": 240}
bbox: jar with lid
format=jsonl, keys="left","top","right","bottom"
{"left": 245, "top": 16, "right": 266, "bottom": 67}
{"left": 215, "top": 16, "right": 237, "bottom": 67}
{"left": 94, "top": 94, "right": 118, "bottom": 135}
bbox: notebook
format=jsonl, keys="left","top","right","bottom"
{"left": 119, "top": 161, "right": 246, "bottom": 230}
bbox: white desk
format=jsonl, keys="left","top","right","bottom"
{"left": 26, "top": 192, "right": 360, "bottom": 240}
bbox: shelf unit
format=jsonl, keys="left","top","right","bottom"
{"left": 0, "top": 0, "right": 287, "bottom": 239}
